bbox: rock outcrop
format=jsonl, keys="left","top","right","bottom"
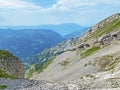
{"left": 0, "top": 50, "right": 24, "bottom": 78}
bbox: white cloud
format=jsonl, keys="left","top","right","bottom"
{"left": 46, "top": 0, "right": 120, "bottom": 12}
{"left": 0, "top": 0, "right": 96, "bottom": 12}
{"left": 0, "top": 0, "right": 41, "bottom": 10}
{"left": 0, "top": 0, "right": 119, "bottom": 13}
{"left": 49, "top": 0, "right": 95, "bottom": 11}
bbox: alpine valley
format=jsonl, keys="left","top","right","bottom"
{"left": 0, "top": 13, "right": 120, "bottom": 90}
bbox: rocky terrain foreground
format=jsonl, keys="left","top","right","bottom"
{"left": 1, "top": 77, "right": 120, "bottom": 90}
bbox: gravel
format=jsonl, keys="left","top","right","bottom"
{"left": 1, "top": 78, "right": 120, "bottom": 90}
{"left": 0, "top": 78, "right": 80, "bottom": 90}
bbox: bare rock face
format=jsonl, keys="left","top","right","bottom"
{"left": 0, "top": 50, "right": 24, "bottom": 78}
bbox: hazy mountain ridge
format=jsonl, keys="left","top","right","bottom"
{"left": 0, "top": 23, "right": 86, "bottom": 36}
{"left": 0, "top": 29, "right": 64, "bottom": 60}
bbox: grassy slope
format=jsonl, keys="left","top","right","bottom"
{"left": 80, "top": 47, "right": 100, "bottom": 58}
{"left": 37, "top": 57, "right": 56, "bottom": 74}
{"left": 25, "top": 57, "right": 56, "bottom": 79}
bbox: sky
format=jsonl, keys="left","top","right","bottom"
{"left": 0, "top": 0, "right": 120, "bottom": 26}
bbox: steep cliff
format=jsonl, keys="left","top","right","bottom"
{"left": 0, "top": 50, "right": 24, "bottom": 78}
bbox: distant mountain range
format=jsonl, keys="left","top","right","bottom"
{"left": 0, "top": 29, "right": 64, "bottom": 61}
{"left": 0, "top": 23, "right": 88, "bottom": 36}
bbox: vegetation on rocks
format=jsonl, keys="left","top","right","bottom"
{"left": 94, "top": 54, "right": 120, "bottom": 71}
{"left": 38, "top": 57, "right": 56, "bottom": 73}
{"left": 0, "top": 50, "right": 16, "bottom": 59}
{"left": 25, "top": 57, "right": 56, "bottom": 79}
{"left": 0, "top": 84, "right": 7, "bottom": 89}
{"left": 25, "top": 66, "right": 35, "bottom": 79}
{"left": 0, "top": 69, "right": 16, "bottom": 79}
{"left": 80, "top": 46, "right": 100, "bottom": 58}
{"left": 0, "top": 50, "right": 24, "bottom": 78}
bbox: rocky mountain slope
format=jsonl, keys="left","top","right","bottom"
{"left": 28, "top": 13, "right": 120, "bottom": 85}
{"left": 0, "top": 29, "right": 63, "bottom": 61}
{"left": 0, "top": 50, "right": 24, "bottom": 78}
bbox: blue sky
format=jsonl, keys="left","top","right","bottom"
{"left": 0, "top": 0, "right": 120, "bottom": 26}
